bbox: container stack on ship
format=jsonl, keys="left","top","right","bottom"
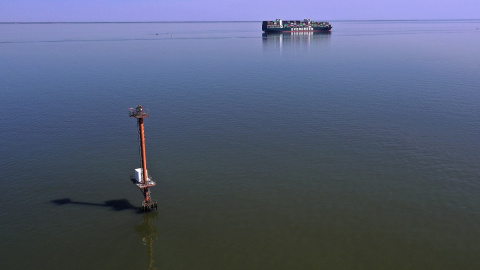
{"left": 262, "top": 19, "right": 332, "bottom": 33}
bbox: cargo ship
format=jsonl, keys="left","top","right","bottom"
{"left": 262, "top": 19, "right": 332, "bottom": 33}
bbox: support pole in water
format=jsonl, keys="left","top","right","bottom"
{"left": 138, "top": 117, "right": 149, "bottom": 202}
{"left": 129, "top": 105, "right": 158, "bottom": 211}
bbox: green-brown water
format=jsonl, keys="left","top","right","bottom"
{"left": 1, "top": 21, "right": 480, "bottom": 269}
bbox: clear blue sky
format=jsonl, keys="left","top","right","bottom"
{"left": 1, "top": 0, "right": 478, "bottom": 22}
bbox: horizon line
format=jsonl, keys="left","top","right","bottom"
{"left": 1, "top": 19, "right": 480, "bottom": 24}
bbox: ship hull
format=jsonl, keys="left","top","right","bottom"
{"left": 262, "top": 20, "right": 332, "bottom": 33}
{"left": 263, "top": 26, "right": 332, "bottom": 33}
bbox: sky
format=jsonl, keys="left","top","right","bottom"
{"left": 1, "top": 0, "right": 479, "bottom": 22}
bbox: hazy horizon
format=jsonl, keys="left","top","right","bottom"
{"left": 1, "top": 0, "right": 479, "bottom": 22}
{"left": 2, "top": 19, "right": 480, "bottom": 24}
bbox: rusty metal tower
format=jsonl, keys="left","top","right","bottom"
{"left": 129, "top": 105, "right": 158, "bottom": 211}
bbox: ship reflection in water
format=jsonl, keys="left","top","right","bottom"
{"left": 135, "top": 212, "right": 158, "bottom": 270}
{"left": 262, "top": 32, "right": 331, "bottom": 53}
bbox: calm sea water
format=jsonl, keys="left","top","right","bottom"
{"left": 1, "top": 20, "right": 480, "bottom": 269}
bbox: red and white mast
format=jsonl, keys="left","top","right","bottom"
{"left": 129, "top": 105, "right": 157, "bottom": 211}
